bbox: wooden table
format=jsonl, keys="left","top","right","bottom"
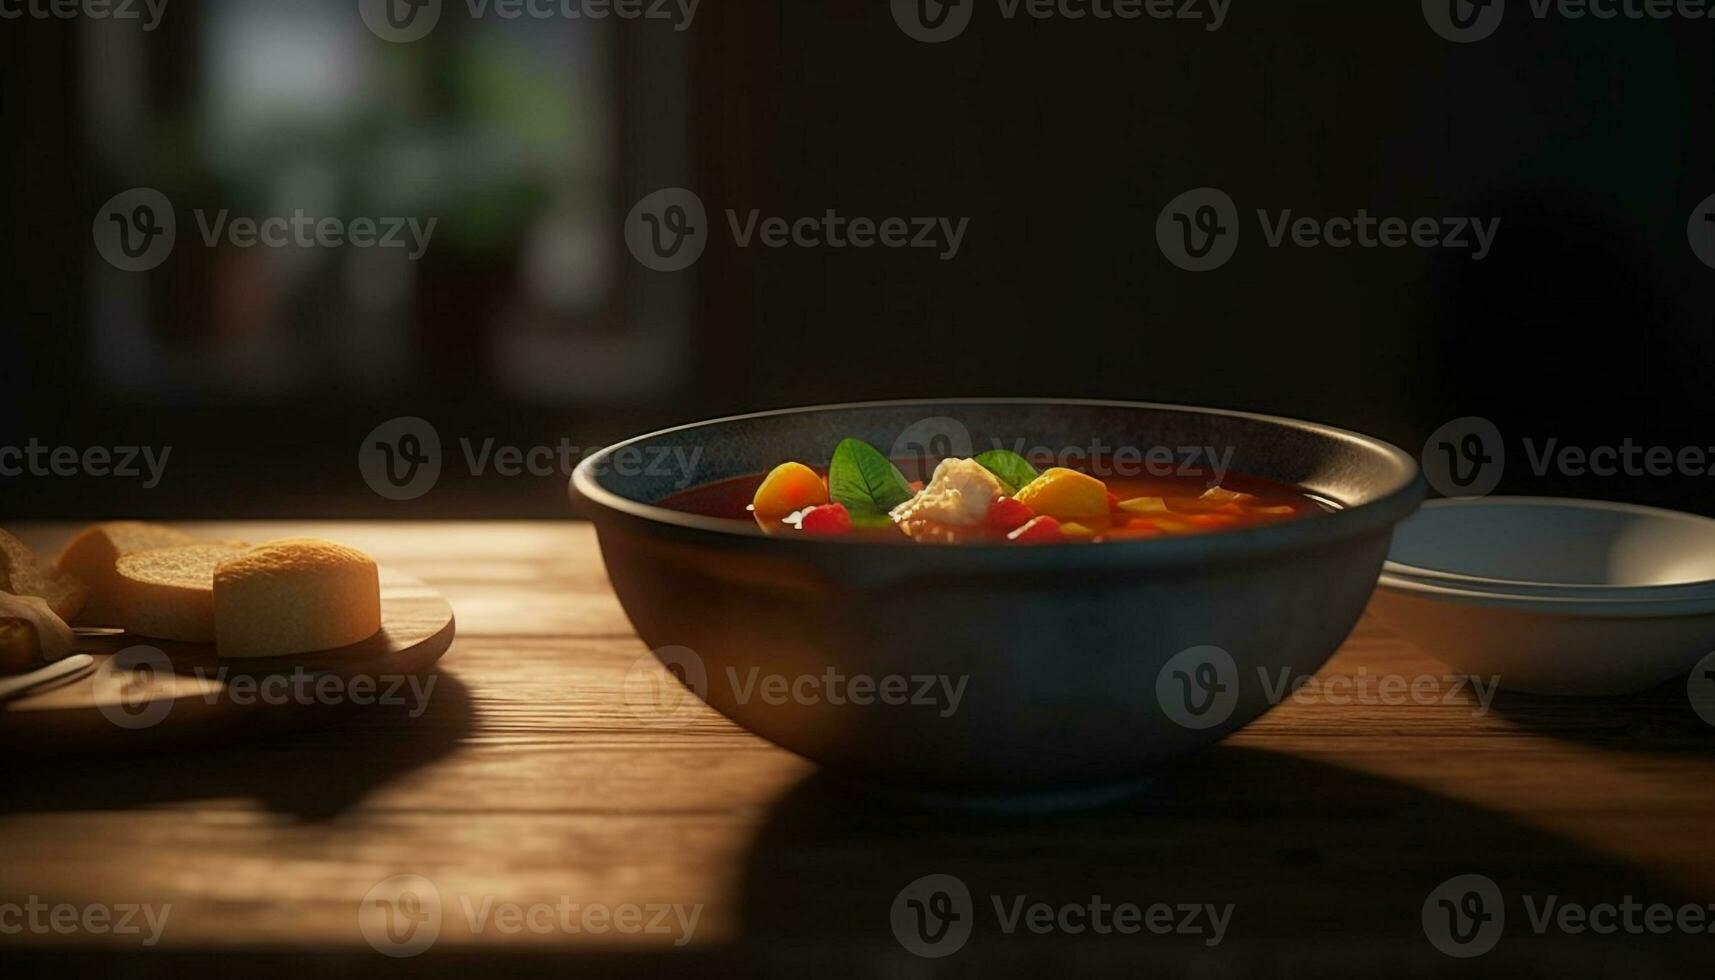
{"left": 3, "top": 522, "right": 1713, "bottom": 976}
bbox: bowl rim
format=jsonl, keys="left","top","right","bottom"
{"left": 571, "top": 397, "right": 1423, "bottom": 559}
{"left": 1374, "top": 572, "right": 1715, "bottom": 618}
{"left": 1385, "top": 495, "right": 1715, "bottom": 593}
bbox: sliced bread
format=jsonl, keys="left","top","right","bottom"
{"left": 55, "top": 521, "right": 198, "bottom": 625}
{"left": 0, "top": 528, "right": 89, "bottom": 622}
{"left": 213, "top": 539, "right": 382, "bottom": 658}
{"left": 114, "top": 543, "right": 250, "bottom": 642}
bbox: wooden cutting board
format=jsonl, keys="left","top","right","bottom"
{"left": 0, "top": 568, "right": 454, "bottom": 750}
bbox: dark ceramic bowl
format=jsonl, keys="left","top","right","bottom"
{"left": 572, "top": 399, "right": 1423, "bottom": 806}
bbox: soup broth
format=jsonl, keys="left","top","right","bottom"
{"left": 661, "top": 444, "right": 1328, "bottom": 544}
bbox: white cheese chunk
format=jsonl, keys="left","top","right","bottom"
{"left": 890, "top": 457, "right": 1005, "bottom": 527}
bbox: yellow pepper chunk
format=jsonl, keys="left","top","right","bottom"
{"left": 752, "top": 462, "right": 828, "bottom": 519}
{"left": 1014, "top": 467, "right": 1110, "bottom": 520}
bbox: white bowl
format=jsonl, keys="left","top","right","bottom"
{"left": 1383, "top": 497, "right": 1715, "bottom": 600}
{"left": 1371, "top": 572, "right": 1715, "bottom": 696}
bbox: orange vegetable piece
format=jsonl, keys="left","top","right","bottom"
{"left": 752, "top": 462, "right": 828, "bottom": 519}
{"left": 1013, "top": 468, "right": 1110, "bottom": 520}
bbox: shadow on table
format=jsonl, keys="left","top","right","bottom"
{"left": 1487, "top": 674, "right": 1715, "bottom": 759}
{"left": 734, "top": 746, "right": 1712, "bottom": 973}
{"left": 0, "top": 672, "right": 475, "bottom": 821}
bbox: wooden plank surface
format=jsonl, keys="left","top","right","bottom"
{"left": 3, "top": 522, "right": 1714, "bottom": 976}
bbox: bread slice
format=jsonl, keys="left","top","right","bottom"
{"left": 213, "top": 539, "right": 382, "bottom": 658}
{"left": 114, "top": 544, "right": 250, "bottom": 642}
{"left": 0, "top": 528, "right": 89, "bottom": 622}
{"left": 55, "top": 521, "right": 198, "bottom": 626}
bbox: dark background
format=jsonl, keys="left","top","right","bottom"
{"left": 3, "top": 0, "right": 1711, "bottom": 518}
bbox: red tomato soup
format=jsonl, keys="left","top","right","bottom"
{"left": 659, "top": 442, "right": 1331, "bottom": 544}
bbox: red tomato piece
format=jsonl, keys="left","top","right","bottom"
{"left": 798, "top": 503, "right": 853, "bottom": 535}
{"left": 985, "top": 496, "right": 1036, "bottom": 531}
{"left": 1007, "top": 515, "right": 1063, "bottom": 543}
{"left": 1107, "top": 491, "right": 1122, "bottom": 513}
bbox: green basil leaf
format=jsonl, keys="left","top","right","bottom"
{"left": 974, "top": 449, "right": 1040, "bottom": 495}
{"left": 828, "top": 438, "right": 915, "bottom": 517}
{"left": 845, "top": 507, "right": 896, "bottom": 529}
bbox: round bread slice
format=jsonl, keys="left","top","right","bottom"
{"left": 213, "top": 540, "right": 381, "bottom": 658}
{"left": 55, "top": 522, "right": 198, "bottom": 626}
{"left": 114, "top": 544, "right": 250, "bottom": 642}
